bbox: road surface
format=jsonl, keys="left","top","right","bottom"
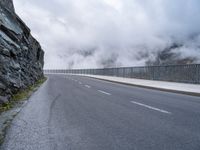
{"left": 1, "top": 74, "right": 200, "bottom": 150}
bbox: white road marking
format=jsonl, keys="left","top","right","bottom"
{"left": 79, "top": 82, "right": 82, "bottom": 84}
{"left": 85, "top": 85, "right": 91, "bottom": 88}
{"left": 98, "top": 90, "right": 111, "bottom": 95}
{"left": 130, "top": 101, "right": 171, "bottom": 114}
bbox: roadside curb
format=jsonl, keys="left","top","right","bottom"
{"left": 79, "top": 75, "right": 200, "bottom": 97}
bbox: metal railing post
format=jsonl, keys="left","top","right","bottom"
{"left": 45, "top": 64, "right": 200, "bottom": 84}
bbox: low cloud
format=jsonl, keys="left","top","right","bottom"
{"left": 14, "top": 0, "right": 200, "bottom": 69}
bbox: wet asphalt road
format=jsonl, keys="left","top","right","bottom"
{"left": 1, "top": 74, "right": 200, "bottom": 150}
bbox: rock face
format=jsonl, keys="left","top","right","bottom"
{"left": 146, "top": 44, "right": 196, "bottom": 66}
{"left": 0, "top": 0, "right": 44, "bottom": 104}
{"left": 0, "top": 0, "right": 14, "bottom": 13}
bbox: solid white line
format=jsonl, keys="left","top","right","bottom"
{"left": 98, "top": 90, "right": 111, "bottom": 95}
{"left": 130, "top": 101, "right": 171, "bottom": 114}
{"left": 85, "top": 85, "right": 91, "bottom": 88}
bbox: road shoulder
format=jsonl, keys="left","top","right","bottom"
{"left": 0, "top": 77, "right": 47, "bottom": 145}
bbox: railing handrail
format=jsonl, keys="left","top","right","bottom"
{"left": 43, "top": 64, "right": 200, "bottom": 84}
{"left": 44, "top": 64, "right": 200, "bottom": 71}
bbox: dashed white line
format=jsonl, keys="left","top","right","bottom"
{"left": 130, "top": 101, "right": 171, "bottom": 114}
{"left": 85, "top": 85, "right": 91, "bottom": 88}
{"left": 98, "top": 90, "right": 111, "bottom": 96}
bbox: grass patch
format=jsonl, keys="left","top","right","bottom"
{"left": 0, "top": 103, "right": 13, "bottom": 113}
{"left": 0, "top": 77, "right": 47, "bottom": 113}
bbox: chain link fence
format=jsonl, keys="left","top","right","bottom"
{"left": 44, "top": 64, "right": 200, "bottom": 84}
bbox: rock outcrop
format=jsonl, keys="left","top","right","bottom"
{"left": 146, "top": 44, "right": 196, "bottom": 66}
{"left": 0, "top": 0, "right": 44, "bottom": 104}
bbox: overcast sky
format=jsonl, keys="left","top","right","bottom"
{"left": 14, "top": 0, "right": 200, "bottom": 69}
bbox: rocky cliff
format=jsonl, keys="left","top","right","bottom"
{"left": 0, "top": 0, "right": 44, "bottom": 104}
{"left": 146, "top": 44, "right": 196, "bottom": 66}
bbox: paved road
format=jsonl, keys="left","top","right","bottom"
{"left": 1, "top": 74, "right": 200, "bottom": 150}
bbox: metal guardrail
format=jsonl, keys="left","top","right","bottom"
{"left": 44, "top": 64, "right": 200, "bottom": 84}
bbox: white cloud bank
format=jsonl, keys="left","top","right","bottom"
{"left": 14, "top": 0, "right": 200, "bottom": 69}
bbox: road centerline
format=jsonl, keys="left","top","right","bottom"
{"left": 130, "top": 101, "right": 172, "bottom": 114}
{"left": 98, "top": 90, "right": 112, "bottom": 96}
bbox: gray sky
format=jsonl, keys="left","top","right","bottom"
{"left": 14, "top": 0, "right": 200, "bottom": 69}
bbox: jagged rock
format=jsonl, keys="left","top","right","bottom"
{"left": 0, "top": 82, "right": 6, "bottom": 90}
{"left": 0, "top": 96, "right": 9, "bottom": 104}
{"left": 0, "top": 0, "right": 15, "bottom": 13}
{"left": 0, "top": 46, "right": 10, "bottom": 57}
{"left": 0, "top": 0, "right": 44, "bottom": 104}
{"left": 146, "top": 44, "right": 196, "bottom": 66}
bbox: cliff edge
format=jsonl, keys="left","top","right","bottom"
{"left": 0, "top": 0, "right": 44, "bottom": 104}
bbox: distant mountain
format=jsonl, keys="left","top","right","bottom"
{"left": 146, "top": 43, "right": 197, "bottom": 66}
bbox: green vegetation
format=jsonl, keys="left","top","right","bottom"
{"left": 0, "top": 77, "right": 47, "bottom": 113}
{"left": 0, "top": 103, "right": 13, "bottom": 113}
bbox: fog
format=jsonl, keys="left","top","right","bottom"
{"left": 14, "top": 0, "right": 200, "bottom": 69}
